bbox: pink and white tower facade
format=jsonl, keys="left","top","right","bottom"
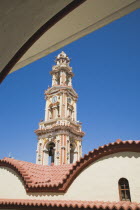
{"left": 35, "top": 52, "right": 84, "bottom": 165}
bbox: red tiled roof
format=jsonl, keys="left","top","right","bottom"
{"left": 0, "top": 199, "right": 139, "bottom": 210}
{"left": 0, "top": 140, "right": 140, "bottom": 192}
{"left": 0, "top": 157, "right": 73, "bottom": 191}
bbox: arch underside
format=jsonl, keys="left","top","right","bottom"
{"left": 0, "top": 0, "right": 139, "bottom": 82}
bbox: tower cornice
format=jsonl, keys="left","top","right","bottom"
{"left": 45, "top": 86, "right": 78, "bottom": 98}
{"left": 35, "top": 125, "right": 85, "bottom": 138}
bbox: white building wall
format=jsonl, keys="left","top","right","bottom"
{"left": 0, "top": 167, "right": 26, "bottom": 199}
{"left": 0, "top": 152, "right": 140, "bottom": 202}
{"left": 66, "top": 152, "right": 140, "bottom": 202}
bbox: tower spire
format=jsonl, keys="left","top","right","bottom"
{"left": 55, "top": 51, "right": 70, "bottom": 65}
{"left": 51, "top": 51, "right": 73, "bottom": 87}
{"left": 35, "top": 52, "right": 84, "bottom": 165}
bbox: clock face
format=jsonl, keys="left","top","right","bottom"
{"left": 67, "top": 97, "right": 71, "bottom": 104}
{"left": 52, "top": 96, "right": 57, "bottom": 103}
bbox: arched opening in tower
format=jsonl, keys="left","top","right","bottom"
{"left": 47, "top": 142, "right": 55, "bottom": 165}
{"left": 70, "top": 143, "right": 75, "bottom": 164}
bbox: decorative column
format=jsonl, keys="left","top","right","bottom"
{"left": 55, "top": 136, "right": 60, "bottom": 165}
{"left": 43, "top": 149, "right": 49, "bottom": 165}
{"left": 45, "top": 100, "right": 48, "bottom": 121}
{"left": 36, "top": 141, "right": 43, "bottom": 165}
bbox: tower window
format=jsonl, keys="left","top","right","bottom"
{"left": 57, "top": 105, "right": 60, "bottom": 117}
{"left": 56, "top": 73, "right": 60, "bottom": 85}
{"left": 67, "top": 97, "right": 71, "bottom": 104}
{"left": 66, "top": 75, "right": 69, "bottom": 85}
{"left": 118, "top": 178, "right": 131, "bottom": 201}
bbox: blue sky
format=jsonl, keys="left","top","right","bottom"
{"left": 0, "top": 9, "right": 140, "bottom": 163}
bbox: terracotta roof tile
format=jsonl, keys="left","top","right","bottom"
{"left": 0, "top": 157, "right": 73, "bottom": 190}
{"left": 0, "top": 199, "right": 139, "bottom": 210}
{"left": 0, "top": 140, "right": 140, "bottom": 192}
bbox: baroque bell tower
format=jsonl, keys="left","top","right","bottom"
{"left": 35, "top": 52, "right": 84, "bottom": 165}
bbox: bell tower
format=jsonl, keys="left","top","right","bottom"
{"left": 35, "top": 52, "right": 84, "bottom": 165}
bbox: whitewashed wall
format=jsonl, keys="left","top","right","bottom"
{"left": 0, "top": 151, "right": 140, "bottom": 202}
